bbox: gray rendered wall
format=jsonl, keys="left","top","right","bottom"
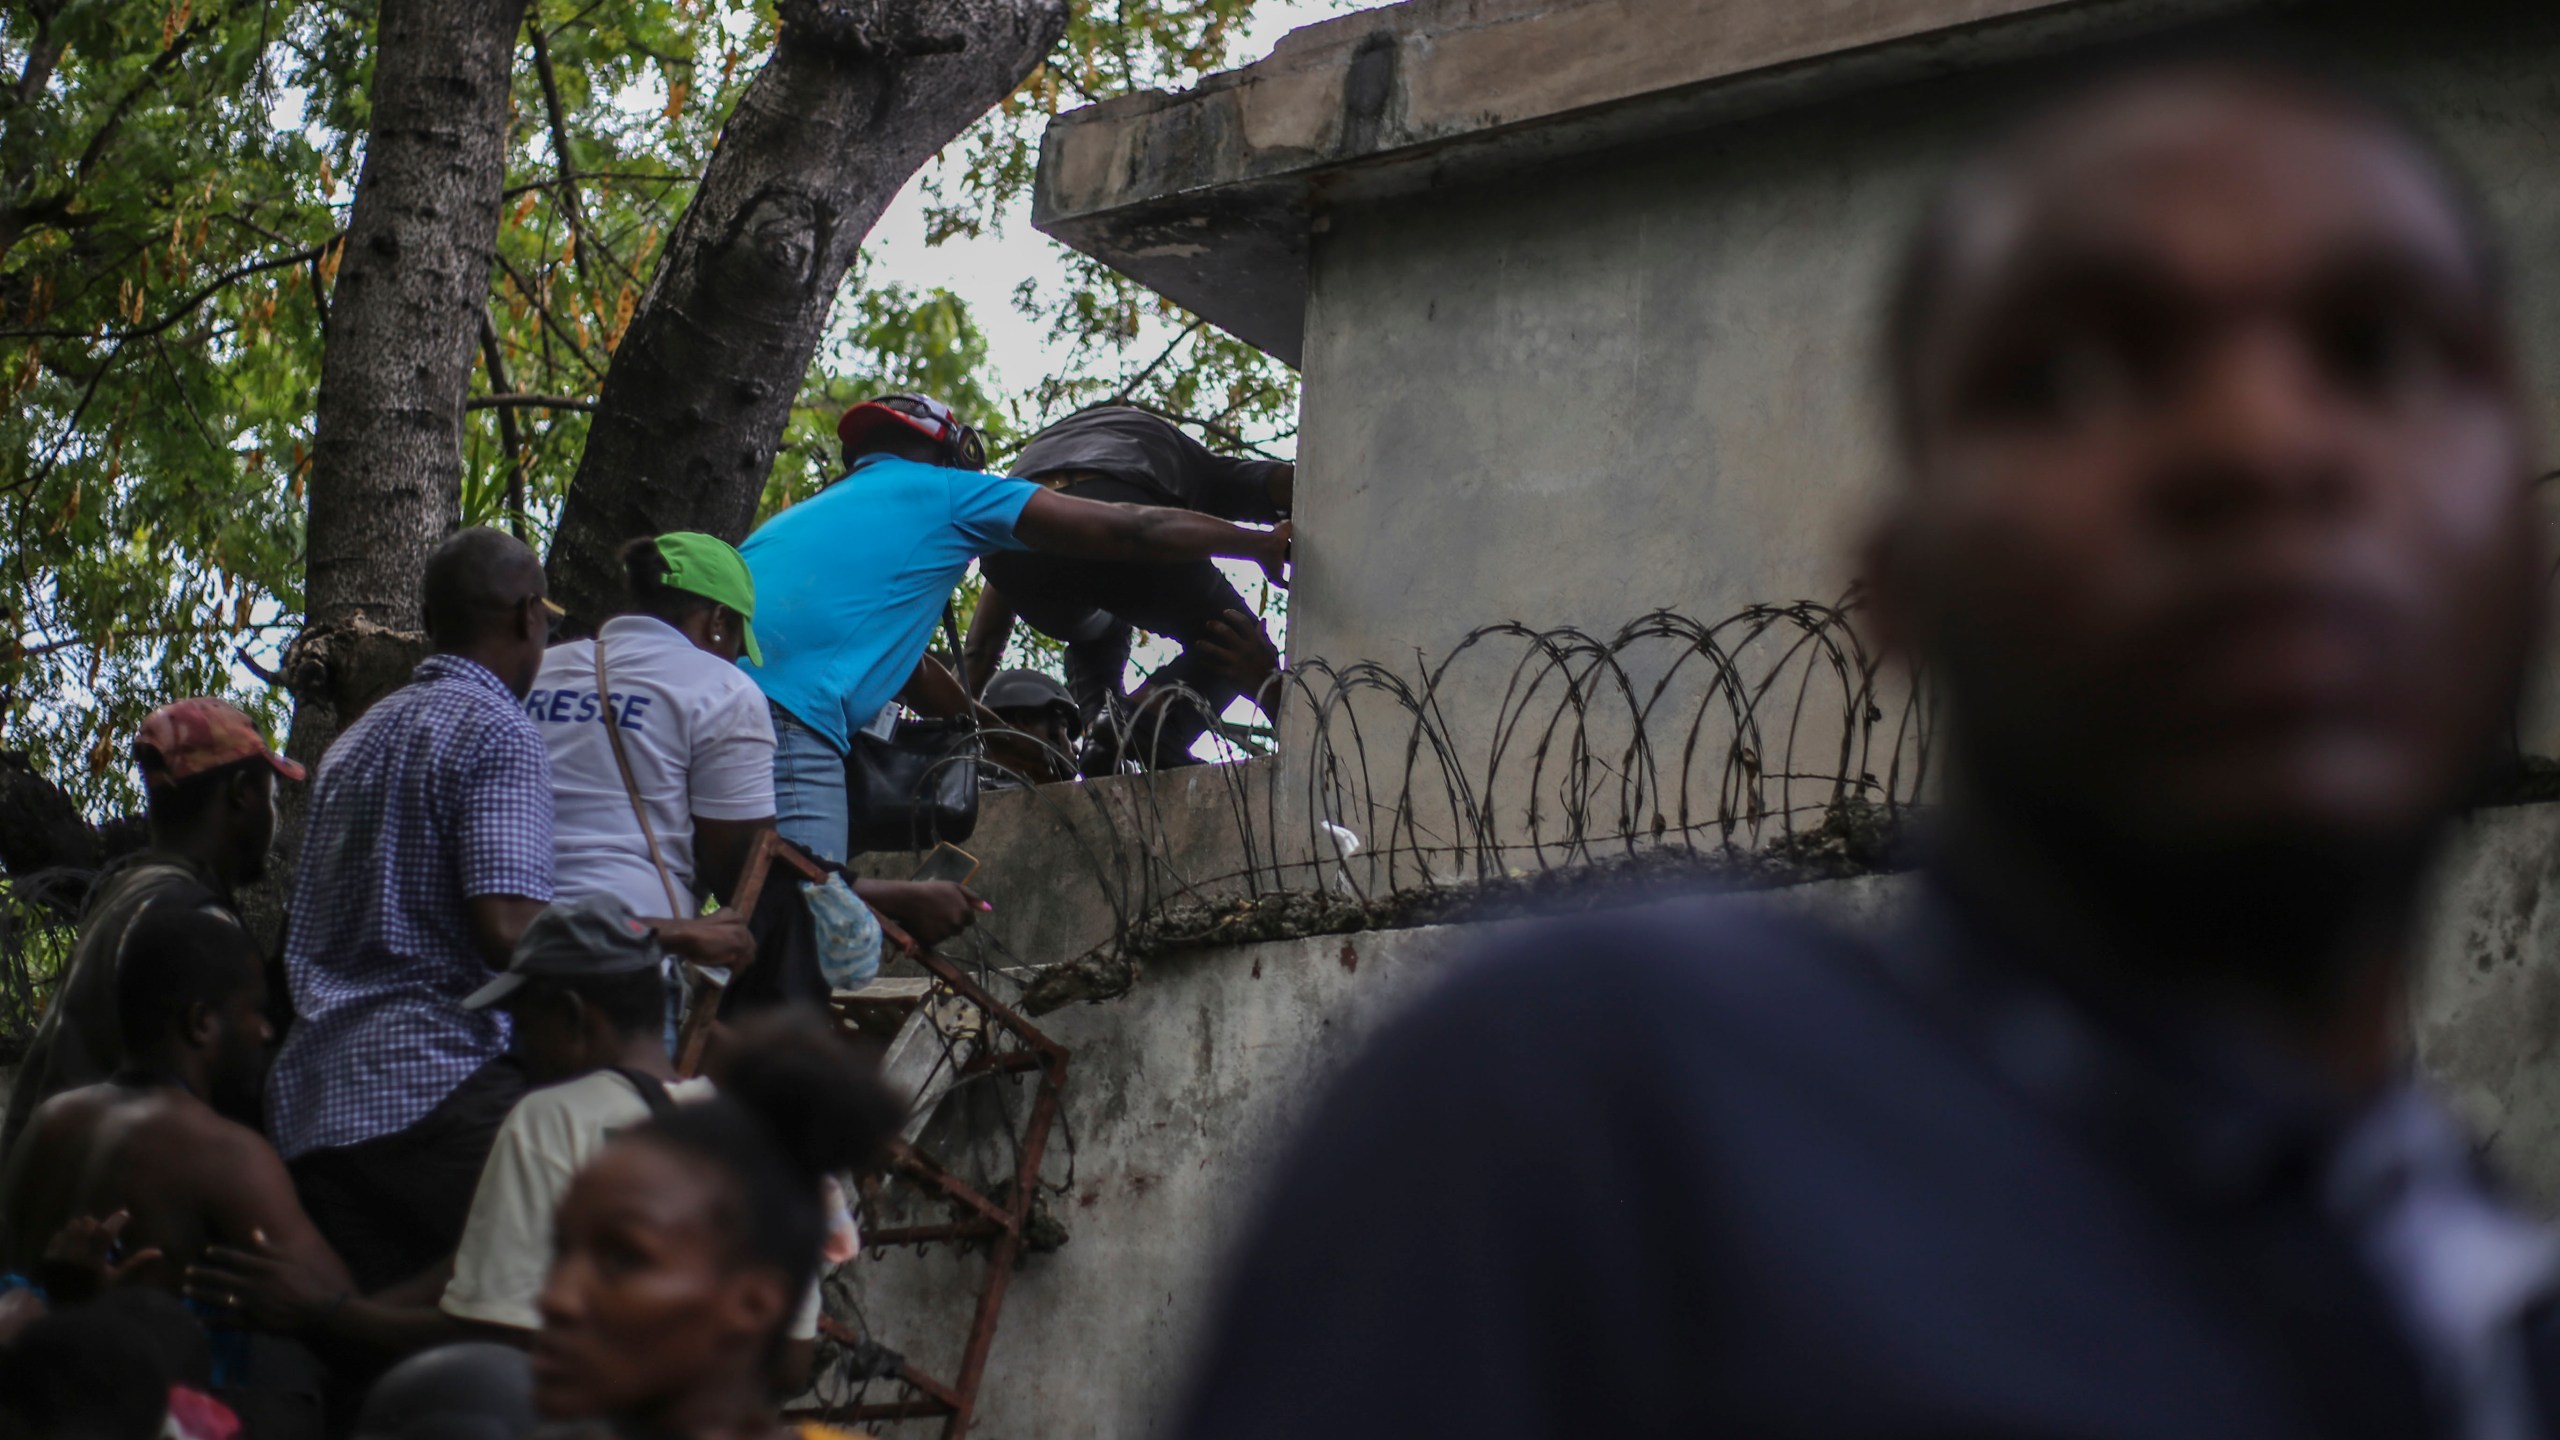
{"left": 1286, "top": 9, "right": 2560, "bottom": 745}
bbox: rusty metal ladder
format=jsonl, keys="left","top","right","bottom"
{"left": 703, "top": 831, "right": 1069, "bottom": 1438}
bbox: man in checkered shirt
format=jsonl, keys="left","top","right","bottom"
{"left": 266, "top": 528, "right": 560, "bottom": 1292}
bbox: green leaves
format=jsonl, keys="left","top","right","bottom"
{"left": 4, "top": 0, "right": 333, "bottom": 811}
{"left": 5, "top": 0, "right": 1325, "bottom": 817}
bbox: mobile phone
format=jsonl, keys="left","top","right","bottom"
{"left": 912, "top": 841, "right": 981, "bottom": 888}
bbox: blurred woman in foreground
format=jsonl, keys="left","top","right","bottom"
{"left": 530, "top": 1015, "right": 900, "bottom": 1439}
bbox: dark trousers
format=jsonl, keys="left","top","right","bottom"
{"left": 288, "top": 1056, "right": 528, "bottom": 1293}
{"left": 982, "top": 475, "right": 1267, "bottom": 768}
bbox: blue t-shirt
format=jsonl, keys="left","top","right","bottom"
{"left": 741, "top": 454, "right": 1041, "bottom": 750}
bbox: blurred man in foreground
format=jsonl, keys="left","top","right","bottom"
{"left": 1174, "top": 53, "right": 2558, "bottom": 1440}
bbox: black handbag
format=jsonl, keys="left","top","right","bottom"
{"left": 842, "top": 605, "right": 982, "bottom": 854}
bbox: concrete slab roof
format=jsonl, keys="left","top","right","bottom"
{"left": 1031, "top": 0, "right": 2253, "bottom": 364}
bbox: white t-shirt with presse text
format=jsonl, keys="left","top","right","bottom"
{"left": 527, "top": 615, "right": 776, "bottom": 918}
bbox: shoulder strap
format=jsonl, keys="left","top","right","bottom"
{"left": 605, "top": 1065, "right": 681, "bottom": 1122}
{"left": 941, "top": 600, "right": 970, "bottom": 699}
{"left": 595, "top": 632, "right": 689, "bottom": 918}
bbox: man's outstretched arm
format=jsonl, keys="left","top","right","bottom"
{"left": 1013, "top": 491, "right": 1291, "bottom": 589}
{"left": 191, "top": 1244, "right": 504, "bottom": 1361}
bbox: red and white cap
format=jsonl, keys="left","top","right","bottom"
{"left": 134, "top": 697, "right": 305, "bottom": 785}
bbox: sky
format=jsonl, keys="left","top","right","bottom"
{"left": 857, "top": 0, "right": 1348, "bottom": 409}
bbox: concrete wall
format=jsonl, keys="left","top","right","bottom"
{"left": 1286, "top": 7, "right": 2560, "bottom": 743}
{"left": 851, "top": 763, "right": 1267, "bottom": 975}
{"left": 838, "top": 801, "right": 2560, "bottom": 1438}
{"left": 2412, "top": 802, "right": 2560, "bottom": 1209}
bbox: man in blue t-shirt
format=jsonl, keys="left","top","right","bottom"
{"left": 742, "top": 393, "right": 1291, "bottom": 861}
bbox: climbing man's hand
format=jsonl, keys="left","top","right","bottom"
{"left": 857, "top": 879, "right": 989, "bottom": 950}
{"left": 1251, "top": 520, "right": 1292, "bottom": 591}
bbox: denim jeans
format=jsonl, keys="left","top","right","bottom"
{"left": 770, "top": 701, "right": 851, "bottom": 865}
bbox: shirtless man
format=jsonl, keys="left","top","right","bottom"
{"left": 0, "top": 900, "right": 348, "bottom": 1308}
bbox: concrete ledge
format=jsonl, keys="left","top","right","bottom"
{"left": 852, "top": 760, "right": 1276, "bottom": 970}
{"left": 1033, "top": 0, "right": 2258, "bottom": 361}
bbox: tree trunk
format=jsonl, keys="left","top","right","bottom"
{"left": 543, "top": 0, "right": 1068, "bottom": 624}
{"left": 297, "top": 0, "right": 528, "bottom": 682}
{"left": 263, "top": 0, "right": 527, "bottom": 939}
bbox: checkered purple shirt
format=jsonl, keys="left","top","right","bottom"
{"left": 266, "top": 655, "right": 556, "bottom": 1159}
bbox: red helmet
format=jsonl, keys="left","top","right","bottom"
{"left": 836, "top": 393, "right": 987, "bottom": 471}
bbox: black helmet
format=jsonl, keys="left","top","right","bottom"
{"left": 980, "top": 668, "right": 1078, "bottom": 722}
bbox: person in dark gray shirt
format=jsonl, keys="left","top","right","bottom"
{"left": 1173, "top": 51, "right": 2560, "bottom": 1440}
{"left": 964, "top": 407, "right": 1292, "bottom": 772}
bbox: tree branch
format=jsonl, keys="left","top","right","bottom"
{"left": 74, "top": 18, "right": 214, "bottom": 184}
{"left": 493, "top": 251, "right": 607, "bottom": 381}
{"left": 1106, "top": 316, "right": 1205, "bottom": 406}
{"left": 478, "top": 310, "right": 533, "bottom": 540}
{"left": 12, "top": 619, "right": 295, "bottom": 662}
{"left": 526, "top": 23, "right": 594, "bottom": 289}
{"left": 501, "top": 169, "right": 689, "bottom": 201}
{"left": 0, "top": 241, "right": 332, "bottom": 342}
{"left": 308, "top": 243, "right": 331, "bottom": 328}
{"left": 16, "top": 338, "right": 126, "bottom": 495}
{"left": 541, "top": 0, "right": 1069, "bottom": 623}
{"left": 513, "top": 32, "right": 646, "bottom": 299}
{"left": 148, "top": 337, "right": 225, "bottom": 458}
{"left": 1119, "top": 398, "right": 1289, "bottom": 462}
{"left": 9, "top": 27, "right": 66, "bottom": 112}
{"left": 217, "top": 210, "right": 317, "bottom": 249}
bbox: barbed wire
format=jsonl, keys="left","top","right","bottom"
{"left": 934, "top": 598, "right": 1931, "bottom": 1010}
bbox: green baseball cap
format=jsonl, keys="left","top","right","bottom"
{"left": 653, "top": 532, "right": 760, "bottom": 665}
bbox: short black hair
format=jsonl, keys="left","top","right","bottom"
{"left": 843, "top": 425, "right": 948, "bottom": 472}
{"left": 1881, "top": 35, "right": 2499, "bottom": 447}
{"left": 617, "top": 537, "right": 719, "bottom": 629}
{"left": 114, "top": 899, "right": 261, "bottom": 1048}
{"left": 423, "top": 526, "right": 544, "bottom": 647}
{"left": 0, "top": 1304, "right": 173, "bottom": 1440}
{"left": 138, "top": 752, "right": 267, "bottom": 832}
{"left": 632, "top": 1014, "right": 901, "bottom": 1325}
{"left": 514, "top": 964, "right": 668, "bottom": 1040}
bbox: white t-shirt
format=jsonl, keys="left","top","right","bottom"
{"left": 439, "top": 1070, "right": 830, "bottom": 1339}
{"left": 528, "top": 615, "right": 776, "bottom": 918}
